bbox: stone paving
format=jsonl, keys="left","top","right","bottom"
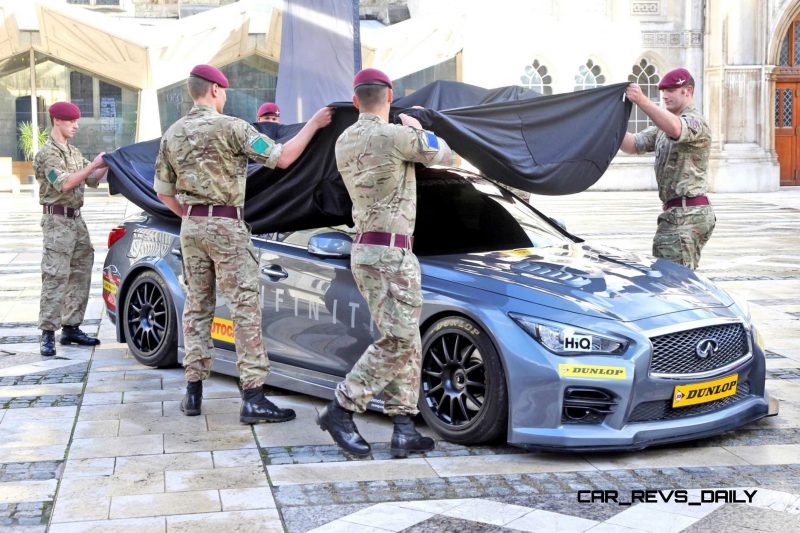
{"left": 0, "top": 186, "right": 798, "bottom": 532}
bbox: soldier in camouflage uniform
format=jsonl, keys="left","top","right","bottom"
{"left": 154, "top": 64, "right": 333, "bottom": 424}
{"left": 34, "top": 101, "right": 108, "bottom": 357}
{"left": 620, "top": 67, "right": 715, "bottom": 270}
{"left": 317, "top": 68, "right": 453, "bottom": 458}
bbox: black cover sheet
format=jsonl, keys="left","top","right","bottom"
{"left": 104, "top": 81, "right": 631, "bottom": 233}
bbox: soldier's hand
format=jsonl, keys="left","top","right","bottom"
{"left": 310, "top": 107, "right": 334, "bottom": 128}
{"left": 92, "top": 152, "right": 108, "bottom": 169}
{"left": 399, "top": 113, "right": 423, "bottom": 129}
{"left": 625, "top": 83, "right": 646, "bottom": 106}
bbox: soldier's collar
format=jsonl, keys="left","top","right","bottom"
{"left": 358, "top": 113, "right": 385, "bottom": 123}
{"left": 191, "top": 104, "right": 217, "bottom": 114}
{"left": 48, "top": 132, "right": 69, "bottom": 152}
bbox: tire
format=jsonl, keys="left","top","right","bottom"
{"left": 122, "top": 270, "right": 178, "bottom": 368}
{"left": 418, "top": 316, "right": 508, "bottom": 444}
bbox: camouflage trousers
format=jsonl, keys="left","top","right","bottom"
{"left": 39, "top": 214, "right": 93, "bottom": 331}
{"left": 335, "top": 244, "right": 423, "bottom": 416}
{"left": 653, "top": 205, "right": 716, "bottom": 270}
{"left": 180, "top": 216, "right": 269, "bottom": 389}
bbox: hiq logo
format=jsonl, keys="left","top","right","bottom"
{"left": 564, "top": 334, "right": 593, "bottom": 351}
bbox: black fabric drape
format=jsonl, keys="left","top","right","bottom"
{"left": 104, "top": 81, "right": 631, "bottom": 233}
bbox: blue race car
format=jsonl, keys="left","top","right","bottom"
{"left": 102, "top": 167, "right": 778, "bottom": 451}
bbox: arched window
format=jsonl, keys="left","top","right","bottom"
{"left": 574, "top": 59, "right": 605, "bottom": 90}
{"left": 778, "top": 21, "right": 800, "bottom": 66}
{"left": 780, "top": 31, "right": 790, "bottom": 66}
{"left": 520, "top": 60, "right": 553, "bottom": 95}
{"left": 627, "top": 59, "right": 661, "bottom": 133}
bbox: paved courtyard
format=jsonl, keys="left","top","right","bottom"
{"left": 0, "top": 185, "right": 799, "bottom": 532}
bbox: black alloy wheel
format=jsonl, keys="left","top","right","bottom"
{"left": 122, "top": 270, "right": 177, "bottom": 367}
{"left": 418, "top": 316, "right": 508, "bottom": 444}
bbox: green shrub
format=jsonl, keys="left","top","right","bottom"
{"left": 17, "top": 122, "right": 49, "bottom": 160}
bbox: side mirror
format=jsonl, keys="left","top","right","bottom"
{"left": 308, "top": 232, "right": 353, "bottom": 258}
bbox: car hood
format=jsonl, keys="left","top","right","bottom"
{"left": 420, "top": 243, "right": 733, "bottom": 321}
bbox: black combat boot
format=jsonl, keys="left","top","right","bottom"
{"left": 180, "top": 380, "right": 202, "bottom": 416}
{"left": 40, "top": 330, "right": 56, "bottom": 357}
{"left": 390, "top": 415, "right": 435, "bottom": 458}
{"left": 316, "top": 400, "right": 371, "bottom": 456}
{"left": 60, "top": 325, "right": 101, "bottom": 346}
{"left": 240, "top": 387, "right": 296, "bottom": 424}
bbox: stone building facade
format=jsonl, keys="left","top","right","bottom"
{"left": 0, "top": 0, "right": 793, "bottom": 191}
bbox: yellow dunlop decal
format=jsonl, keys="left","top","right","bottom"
{"left": 102, "top": 280, "right": 117, "bottom": 295}
{"left": 211, "top": 317, "right": 235, "bottom": 343}
{"left": 673, "top": 373, "right": 738, "bottom": 408}
{"left": 559, "top": 364, "right": 627, "bottom": 379}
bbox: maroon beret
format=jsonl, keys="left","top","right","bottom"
{"left": 658, "top": 68, "right": 694, "bottom": 90}
{"left": 353, "top": 68, "right": 392, "bottom": 90}
{"left": 49, "top": 101, "right": 81, "bottom": 121}
{"left": 189, "top": 64, "right": 229, "bottom": 88}
{"left": 257, "top": 102, "right": 280, "bottom": 117}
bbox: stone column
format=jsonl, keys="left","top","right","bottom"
{"left": 704, "top": 0, "right": 780, "bottom": 192}
{"left": 135, "top": 88, "right": 161, "bottom": 142}
{"left": 30, "top": 48, "right": 39, "bottom": 157}
{"left": 764, "top": 65, "right": 779, "bottom": 162}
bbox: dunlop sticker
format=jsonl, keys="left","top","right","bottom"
{"left": 102, "top": 279, "right": 117, "bottom": 295}
{"left": 559, "top": 364, "right": 627, "bottom": 380}
{"left": 673, "top": 373, "right": 738, "bottom": 408}
{"left": 211, "top": 317, "right": 235, "bottom": 344}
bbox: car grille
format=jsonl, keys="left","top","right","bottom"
{"left": 628, "top": 382, "right": 751, "bottom": 423}
{"left": 649, "top": 323, "right": 749, "bottom": 376}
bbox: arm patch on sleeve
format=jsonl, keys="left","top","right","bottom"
{"left": 250, "top": 137, "right": 270, "bottom": 155}
{"left": 425, "top": 131, "right": 439, "bottom": 150}
{"left": 47, "top": 169, "right": 59, "bottom": 184}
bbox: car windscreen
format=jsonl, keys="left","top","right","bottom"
{"left": 414, "top": 173, "right": 573, "bottom": 256}
{"left": 264, "top": 171, "right": 574, "bottom": 255}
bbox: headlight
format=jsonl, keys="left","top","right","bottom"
{"left": 752, "top": 324, "right": 766, "bottom": 352}
{"left": 510, "top": 313, "right": 628, "bottom": 356}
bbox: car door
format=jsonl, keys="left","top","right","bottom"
{"left": 254, "top": 229, "right": 375, "bottom": 376}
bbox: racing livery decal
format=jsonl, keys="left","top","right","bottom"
{"left": 673, "top": 374, "right": 738, "bottom": 408}
{"left": 559, "top": 364, "right": 627, "bottom": 379}
{"left": 211, "top": 317, "right": 235, "bottom": 344}
{"left": 127, "top": 229, "right": 173, "bottom": 260}
{"left": 102, "top": 265, "right": 121, "bottom": 311}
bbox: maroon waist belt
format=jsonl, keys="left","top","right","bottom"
{"left": 663, "top": 195, "right": 710, "bottom": 211}
{"left": 182, "top": 205, "right": 241, "bottom": 219}
{"left": 354, "top": 231, "right": 414, "bottom": 249}
{"left": 43, "top": 205, "right": 79, "bottom": 218}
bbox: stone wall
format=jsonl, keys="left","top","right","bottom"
{"left": 128, "top": 0, "right": 410, "bottom": 22}
{"left": 358, "top": 0, "right": 409, "bottom": 24}
{"left": 131, "top": 0, "right": 239, "bottom": 18}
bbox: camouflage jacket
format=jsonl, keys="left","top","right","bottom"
{"left": 633, "top": 104, "right": 711, "bottom": 203}
{"left": 335, "top": 113, "right": 450, "bottom": 237}
{"left": 154, "top": 104, "right": 283, "bottom": 207}
{"left": 33, "top": 133, "right": 100, "bottom": 209}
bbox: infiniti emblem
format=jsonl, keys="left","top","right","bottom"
{"left": 696, "top": 339, "right": 718, "bottom": 359}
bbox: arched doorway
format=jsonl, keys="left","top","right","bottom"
{"left": 776, "top": 14, "right": 800, "bottom": 185}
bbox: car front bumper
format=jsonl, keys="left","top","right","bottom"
{"left": 509, "top": 390, "right": 778, "bottom": 452}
